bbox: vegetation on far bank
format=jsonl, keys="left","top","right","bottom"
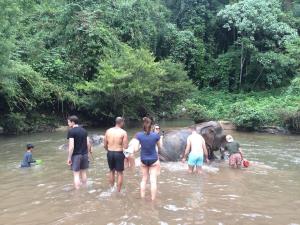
{"left": 0, "top": 0, "right": 300, "bottom": 134}
{"left": 181, "top": 82, "right": 300, "bottom": 132}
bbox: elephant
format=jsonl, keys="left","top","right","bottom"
{"left": 158, "top": 121, "right": 226, "bottom": 161}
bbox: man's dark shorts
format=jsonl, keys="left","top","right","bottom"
{"left": 107, "top": 150, "right": 125, "bottom": 172}
{"left": 71, "top": 154, "right": 89, "bottom": 172}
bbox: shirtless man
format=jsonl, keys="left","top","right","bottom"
{"left": 104, "top": 117, "right": 128, "bottom": 192}
{"left": 182, "top": 126, "right": 209, "bottom": 174}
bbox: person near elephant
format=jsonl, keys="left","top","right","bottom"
{"left": 224, "top": 135, "right": 243, "bottom": 168}
{"left": 182, "top": 126, "right": 209, "bottom": 174}
{"left": 136, "top": 117, "right": 161, "bottom": 201}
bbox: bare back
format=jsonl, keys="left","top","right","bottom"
{"left": 105, "top": 127, "right": 128, "bottom": 151}
{"left": 188, "top": 132, "right": 205, "bottom": 155}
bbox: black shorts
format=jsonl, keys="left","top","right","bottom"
{"left": 71, "top": 154, "right": 89, "bottom": 172}
{"left": 141, "top": 159, "right": 158, "bottom": 167}
{"left": 107, "top": 150, "right": 125, "bottom": 172}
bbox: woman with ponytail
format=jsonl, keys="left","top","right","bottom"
{"left": 136, "top": 117, "right": 161, "bottom": 201}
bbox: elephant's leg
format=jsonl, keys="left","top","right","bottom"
{"left": 207, "top": 147, "right": 213, "bottom": 160}
{"left": 208, "top": 148, "right": 218, "bottom": 160}
{"left": 220, "top": 148, "right": 225, "bottom": 160}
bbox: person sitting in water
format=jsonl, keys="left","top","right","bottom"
{"left": 182, "top": 126, "right": 209, "bottom": 174}
{"left": 224, "top": 135, "right": 243, "bottom": 169}
{"left": 20, "top": 144, "right": 36, "bottom": 167}
{"left": 136, "top": 117, "right": 161, "bottom": 201}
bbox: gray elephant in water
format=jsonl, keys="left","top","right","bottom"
{"left": 159, "top": 121, "right": 226, "bottom": 161}
{"left": 58, "top": 134, "right": 105, "bottom": 150}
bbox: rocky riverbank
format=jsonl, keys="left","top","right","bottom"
{"left": 219, "top": 121, "right": 290, "bottom": 135}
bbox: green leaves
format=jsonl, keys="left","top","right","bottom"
{"left": 215, "top": 0, "right": 299, "bottom": 91}
{"left": 75, "top": 45, "right": 194, "bottom": 119}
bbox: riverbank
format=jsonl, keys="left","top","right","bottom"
{"left": 181, "top": 89, "right": 300, "bottom": 134}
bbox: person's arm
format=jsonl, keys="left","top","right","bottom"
{"left": 156, "top": 138, "right": 162, "bottom": 153}
{"left": 67, "top": 138, "right": 74, "bottom": 166}
{"left": 87, "top": 137, "right": 92, "bottom": 153}
{"left": 123, "top": 131, "right": 129, "bottom": 150}
{"left": 202, "top": 137, "right": 209, "bottom": 163}
{"left": 87, "top": 136, "right": 94, "bottom": 160}
{"left": 104, "top": 131, "right": 108, "bottom": 151}
{"left": 182, "top": 137, "right": 191, "bottom": 162}
{"left": 28, "top": 153, "right": 35, "bottom": 164}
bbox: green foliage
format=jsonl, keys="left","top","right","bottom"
{"left": 1, "top": 113, "right": 27, "bottom": 134}
{"left": 181, "top": 100, "right": 210, "bottom": 123}
{"left": 287, "top": 76, "right": 300, "bottom": 95}
{"left": 0, "top": 112, "right": 60, "bottom": 134}
{"left": 0, "top": 0, "right": 300, "bottom": 133}
{"left": 157, "top": 24, "right": 205, "bottom": 83}
{"left": 216, "top": 0, "right": 298, "bottom": 90}
{"left": 229, "top": 102, "right": 268, "bottom": 130}
{"left": 183, "top": 88, "right": 300, "bottom": 131}
{"left": 75, "top": 45, "right": 194, "bottom": 120}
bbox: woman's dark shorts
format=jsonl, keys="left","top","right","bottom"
{"left": 141, "top": 159, "right": 158, "bottom": 167}
{"left": 71, "top": 154, "right": 89, "bottom": 172}
{"left": 107, "top": 150, "right": 125, "bottom": 172}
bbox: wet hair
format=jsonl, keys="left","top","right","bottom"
{"left": 26, "top": 144, "right": 34, "bottom": 150}
{"left": 68, "top": 115, "right": 79, "bottom": 124}
{"left": 115, "top": 117, "right": 124, "bottom": 125}
{"left": 143, "top": 117, "right": 152, "bottom": 135}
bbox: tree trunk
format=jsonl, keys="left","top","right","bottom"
{"left": 239, "top": 42, "right": 244, "bottom": 90}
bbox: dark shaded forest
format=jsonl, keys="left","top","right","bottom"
{"left": 0, "top": 0, "right": 299, "bottom": 133}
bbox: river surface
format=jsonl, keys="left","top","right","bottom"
{"left": 0, "top": 120, "right": 299, "bottom": 225}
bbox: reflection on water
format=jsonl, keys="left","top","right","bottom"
{"left": 0, "top": 120, "right": 299, "bottom": 225}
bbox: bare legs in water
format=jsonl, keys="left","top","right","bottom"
{"left": 73, "top": 170, "right": 87, "bottom": 189}
{"left": 140, "top": 162, "right": 159, "bottom": 201}
{"left": 109, "top": 170, "right": 123, "bottom": 192}
{"left": 188, "top": 165, "right": 203, "bottom": 174}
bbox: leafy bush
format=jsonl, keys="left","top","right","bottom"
{"left": 1, "top": 113, "right": 27, "bottom": 134}
{"left": 0, "top": 113, "right": 60, "bottom": 134}
{"left": 229, "top": 102, "right": 268, "bottom": 130}
{"left": 76, "top": 45, "right": 195, "bottom": 120}
{"left": 182, "top": 88, "right": 300, "bottom": 131}
{"left": 181, "top": 100, "right": 210, "bottom": 123}
{"left": 286, "top": 77, "right": 300, "bottom": 95}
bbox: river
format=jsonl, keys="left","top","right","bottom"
{"left": 0, "top": 120, "right": 299, "bottom": 225}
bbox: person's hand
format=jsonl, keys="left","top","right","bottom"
{"left": 67, "top": 157, "right": 72, "bottom": 166}
{"left": 181, "top": 158, "right": 186, "bottom": 163}
{"left": 205, "top": 158, "right": 210, "bottom": 164}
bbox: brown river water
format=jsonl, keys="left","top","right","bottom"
{"left": 0, "top": 120, "right": 299, "bottom": 225}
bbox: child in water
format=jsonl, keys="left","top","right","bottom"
{"left": 224, "top": 135, "right": 243, "bottom": 168}
{"left": 20, "top": 144, "right": 36, "bottom": 167}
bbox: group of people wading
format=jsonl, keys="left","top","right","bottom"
{"left": 66, "top": 115, "right": 244, "bottom": 201}
{"left": 66, "top": 115, "right": 162, "bottom": 200}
